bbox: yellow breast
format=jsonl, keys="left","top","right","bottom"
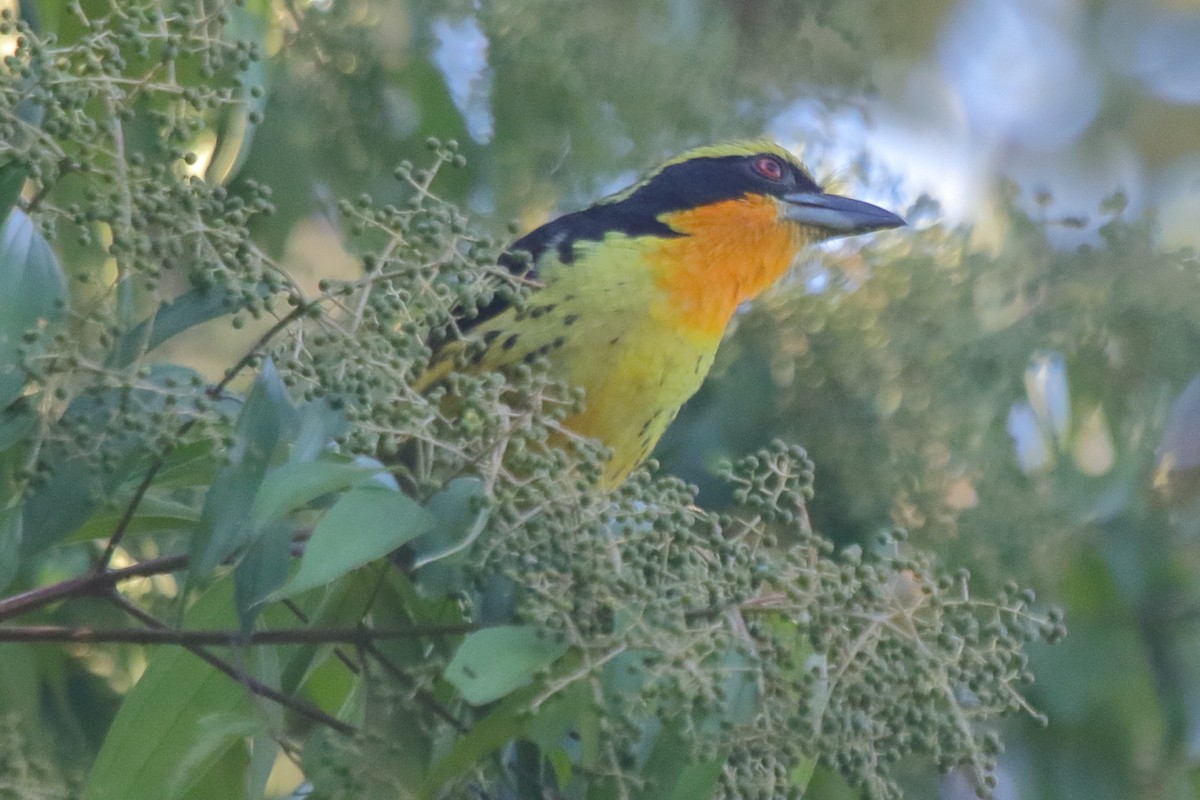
{"left": 430, "top": 193, "right": 805, "bottom": 488}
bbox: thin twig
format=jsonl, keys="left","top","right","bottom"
{"left": 94, "top": 465, "right": 166, "bottom": 573}
{"left": 281, "top": 598, "right": 361, "bottom": 675}
{"left": 0, "top": 622, "right": 478, "bottom": 645}
{"left": 280, "top": 573, "right": 468, "bottom": 734}
{"left": 0, "top": 552, "right": 189, "bottom": 623}
{"left": 211, "top": 302, "right": 313, "bottom": 398}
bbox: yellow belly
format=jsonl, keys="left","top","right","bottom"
{"left": 558, "top": 313, "right": 716, "bottom": 486}
{"left": 463, "top": 237, "right": 723, "bottom": 487}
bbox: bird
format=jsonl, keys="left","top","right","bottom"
{"left": 420, "top": 141, "right": 904, "bottom": 488}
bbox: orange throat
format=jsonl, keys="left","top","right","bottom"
{"left": 648, "top": 194, "right": 805, "bottom": 340}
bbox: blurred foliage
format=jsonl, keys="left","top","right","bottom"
{"left": 1, "top": 0, "right": 1199, "bottom": 799}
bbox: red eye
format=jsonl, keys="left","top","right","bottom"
{"left": 754, "top": 156, "right": 784, "bottom": 180}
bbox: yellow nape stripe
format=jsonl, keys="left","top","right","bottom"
{"left": 656, "top": 139, "right": 800, "bottom": 169}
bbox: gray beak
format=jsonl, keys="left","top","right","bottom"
{"left": 782, "top": 191, "right": 906, "bottom": 235}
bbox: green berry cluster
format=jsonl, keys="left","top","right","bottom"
{"left": 1, "top": 2, "right": 285, "bottom": 490}
{"left": 0, "top": 713, "right": 75, "bottom": 798}
{"left": 411, "top": 437, "right": 1062, "bottom": 798}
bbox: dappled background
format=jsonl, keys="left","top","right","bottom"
{"left": 7, "top": 0, "right": 1200, "bottom": 797}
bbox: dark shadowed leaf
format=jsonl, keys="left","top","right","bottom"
{"left": 420, "top": 683, "right": 546, "bottom": 795}
{"left": 0, "top": 208, "right": 66, "bottom": 407}
{"left": 0, "top": 402, "right": 35, "bottom": 451}
{"left": 23, "top": 366, "right": 208, "bottom": 555}
{"left": 0, "top": 504, "right": 21, "bottom": 595}
{"left": 0, "top": 162, "right": 25, "bottom": 229}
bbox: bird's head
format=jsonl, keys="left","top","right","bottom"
{"left": 612, "top": 140, "right": 905, "bottom": 241}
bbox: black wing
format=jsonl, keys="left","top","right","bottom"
{"left": 464, "top": 202, "right": 680, "bottom": 332}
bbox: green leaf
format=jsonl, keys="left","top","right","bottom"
{"left": 68, "top": 494, "right": 202, "bottom": 543}
{"left": 411, "top": 476, "right": 486, "bottom": 597}
{"left": 167, "top": 712, "right": 260, "bottom": 799}
{"left": 420, "top": 684, "right": 542, "bottom": 796}
{"left": 278, "top": 568, "right": 380, "bottom": 696}
{"left": 82, "top": 579, "right": 253, "bottom": 800}
{"left": 0, "top": 208, "right": 67, "bottom": 407}
{"left": 108, "top": 287, "right": 239, "bottom": 369}
{"left": 245, "top": 731, "right": 279, "bottom": 800}
{"left": 444, "top": 626, "right": 569, "bottom": 706}
{"left": 233, "top": 518, "right": 294, "bottom": 630}
{"left": 21, "top": 457, "right": 112, "bottom": 557}
{"left": 637, "top": 720, "right": 724, "bottom": 800}
{"left": 177, "top": 740, "right": 250, "bottom": 800}
{"left": 291, "top": 400, "right": 349, "bottom": 463}
{"left": 205, "top": 0, "right": 273, "bottom": 185}
{"left": 0, "top": 643, "right": 38, "bottom": 721}
{"left": 0, "top": 504, "right": 21, "bottom": 594}
{"left": 0, "top": 401, "right": 35, "bottom": 451}
{"left": 191, "top": 359, "right": 297, "bottom": 575}
{"left": 711, "top": 647, "right": 758, "bottom": 729}
{"left": 249, "top": 460, "right": 377, "bottom": 529}
{"left": 154, "top": 438, "right": 223, "bottom": 488}
{"left": 0, "top": 162, "right": 26, "bottom": 229}
{"left": 277, "top": 485, "right": 433, "bottom": 598}
{"left": 524, "top": 679, "right": 598, "bottom": 785}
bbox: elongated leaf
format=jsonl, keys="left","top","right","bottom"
{"left": 0, "top": 504, "right": 21, "bottom": 596}
{"left": 278, "top": 568, "right": 382, "bottom": 696}
{"left": 0, "top": 208, "right": 66, "bottom": 407}
{"left": 444, "top": 625, "right": 569, "bottom": 706}
{"left": 0, "top": 402, "right": 34, "bottom": 451}
{"left": 167, "top": 712, "right": 261, "bottom": 799}
{"left": 206, "top": 0, "right": 273, "bottom": 185}
{"left": 277, "top": 485, "right": 433, "bottom": 598}
{"left": 420, "top": 683, "right": 543, "bottom": 795}
{"left": 0, "top": 162, "right": 25, "bottom": 229}
{"left": 411, "top": 476, "right": 485, "bottom": 597}
{"left": 233, "top": 518, "right": 293, "bottom": 630}
{"left": 191, "top": 360, "right": 296, "bottom": 575}
{"left": 69, "top": 494, "right": 202, "bottom": 543}
{"left": 82, "top": 580, "right": 252, "bottom": 800}
{"left": 108, "top": 287, "right": 238, "bottom": 369}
